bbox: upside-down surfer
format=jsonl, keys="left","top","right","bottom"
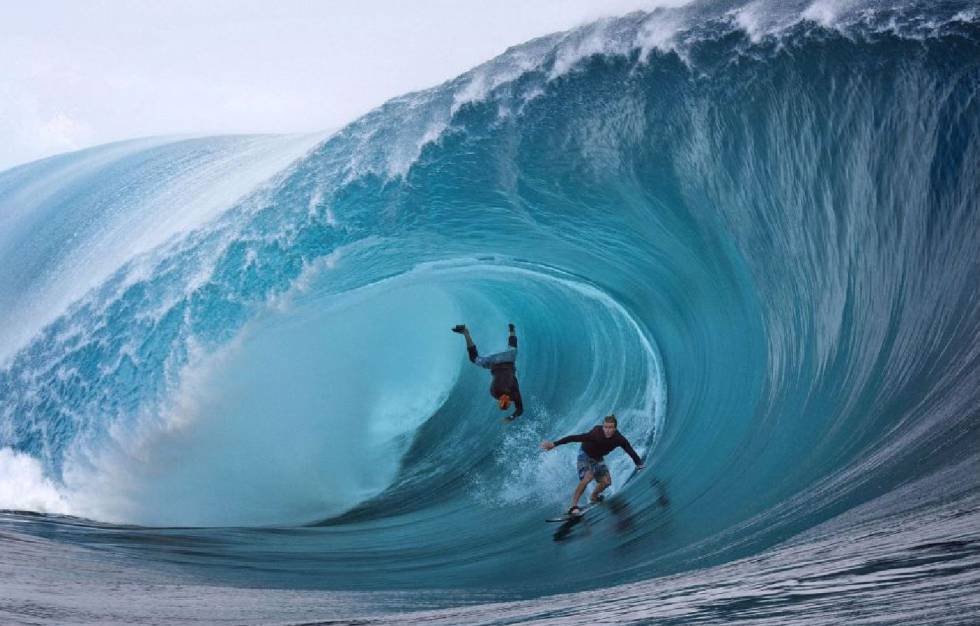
{"left": 452, "top": 323, "right": 523, "bottom": 420}
{"left": 541, "top": 414, "right": 644, "bottom": 517}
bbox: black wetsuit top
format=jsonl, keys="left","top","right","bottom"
{"left": 555, "top": 426, "right": 642, "bottom": 464}
{"left": 468, "top": 334, "right": 523, "bottom": 418}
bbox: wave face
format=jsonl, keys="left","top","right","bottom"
{"left": 2, "top": 0, "right": 980, "bottom": 621}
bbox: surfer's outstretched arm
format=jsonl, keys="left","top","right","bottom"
{"left": 618, "top": 436, "right": 644, "bottom": 467}
{"left": 554, "top": 433, "right": 589, "bottom": 445}
{"left": 540, "top": 432, "right": 588, "bottom": 450}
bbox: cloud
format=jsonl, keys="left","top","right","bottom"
{"left": 0, "top": 86, "right": 91, "bottom": 170}
{"left": 0, "top": 1, "right": 690, "bottom": 172}
{"left": 37, "top": 112, "right": 93, "bottom": 154}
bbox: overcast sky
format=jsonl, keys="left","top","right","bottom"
{"left": 0, "top": 1, "right": 692, "bottom": 172}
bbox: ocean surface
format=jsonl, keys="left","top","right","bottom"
{"left": 2, "top": 1, "right": 979, "bottom": 623}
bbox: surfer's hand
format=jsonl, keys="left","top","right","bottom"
{"left": 540, "top": 440, "right": 555, "bottom": 451}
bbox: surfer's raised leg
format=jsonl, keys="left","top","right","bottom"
{"left": 452, "top": 323, "right": 525, "bottom": 420}
{"left": 452, "top": 324, "right": 478, "bottom": 358}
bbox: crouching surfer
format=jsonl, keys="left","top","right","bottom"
{"left": 540, "top": 414, "right": 644, "bottom": 517}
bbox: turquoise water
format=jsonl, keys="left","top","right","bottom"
{"left": 1, "top": 1, "right": 979, "bottom": 622}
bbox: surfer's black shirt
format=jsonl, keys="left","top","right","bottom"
{"left": 555, "top": 426, "right": 642, "bottom": 464}
{"left": 467, "top": 333, "right": 523, "bottom": 418}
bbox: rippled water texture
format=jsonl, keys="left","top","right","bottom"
{"left": 2, "top": 0, "right": 979, "bottom": 623}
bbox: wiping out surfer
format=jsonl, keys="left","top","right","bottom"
{"left": 452, "top": 323, "right": 524, "bottom": 420}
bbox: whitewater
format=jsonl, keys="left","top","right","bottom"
{"left": 1, "top": 0, "right": 979, "bottom": 623}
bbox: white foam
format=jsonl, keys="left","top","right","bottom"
{"left": 636, "top": 11, "right": 687, "bottom": 57}
{"left": 452, "top": 73, "right": 489, "bottom": 114}
{"left": 954, "top": 8, "right": 979, "bottom": 22}
{"left": 733, "top": 2, "right": 770, "bottom": 43}
{"left": 803, "top": 0, "right": 849, "bottom": 28}
{"left": 550, "top": 22, "right": 626, "bottom": 80}
{"left": 0, "top": 448, "right": 70, "bottom": 514}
